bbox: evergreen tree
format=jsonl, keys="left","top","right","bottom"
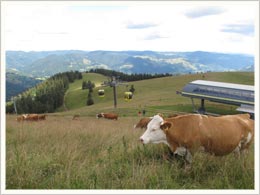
{"left": 87, "top": 80, "right": 95, "bottom": 92}
{"left": 129, "top": 85, "right": 135, "bottom": 93}
{"left": 86, "top": 91, "right": 94, "bottom": 106}
{"left": 82, "top": 81, "right": 87, "bottom": 90}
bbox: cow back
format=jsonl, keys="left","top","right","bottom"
{"left": 164, "top": 114, "right": 254, "bottom": 156}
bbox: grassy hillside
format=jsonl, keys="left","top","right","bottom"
{"left": 59, "top": 71, "right": 254, "bottom": 117}
{"left": 62, "top": 73, "right": 108, "bottom": 110}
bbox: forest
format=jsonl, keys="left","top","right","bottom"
{"left": 6, "top": 69, "right": 170, "bottom": 114}
{"left": 6, "top": 71, "right": 82, "bottom": 114}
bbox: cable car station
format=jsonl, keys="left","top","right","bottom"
{"left": 181, "top": 80, "right": 254, "bottom": 116}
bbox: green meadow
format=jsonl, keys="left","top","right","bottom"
{"left": 60, "top": 71, "right": 254, "bottom": 116}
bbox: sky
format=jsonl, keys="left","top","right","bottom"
{"left": 1, "top": 1, "right": 259, "bottom": 55}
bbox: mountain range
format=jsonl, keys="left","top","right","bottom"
{"left": 6, "top": 50, "right": 254, "bottom": 78}
{"left": 5, "top": 50, "right": 254, "bottom": 100}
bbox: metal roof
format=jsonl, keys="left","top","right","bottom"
{"left": 190, "top": 80, "right": 254, "bottom": 91}
{"left": 236, "top": 104, "right": 254, "bottom": 114}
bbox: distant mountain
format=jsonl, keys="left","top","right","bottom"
{"left": 6, "top": 50, "right": 254, "bottom": 77}
{"left": 241, "top": 64, "right": 254, "bottom": 72}
{"left": 6, "top": 72, "right": 42, "bottom": 101}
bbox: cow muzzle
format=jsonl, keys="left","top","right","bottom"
{"left": 139, "top": 137, "right": 149, "bottom": 144}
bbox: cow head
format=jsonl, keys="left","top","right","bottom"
{"left": 133, "top": 117, "right": 153, "bottom": 129}
{"left": 139, "top": 114, "right": 170, "bottom": 146}
{"left": 96, "top": 113, "right": 104, "bottom": 118}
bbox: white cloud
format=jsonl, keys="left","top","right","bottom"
{"left": 185, "top": 6, "right": 226, "bottom": 18}
{"left": 1, "top": 1, "right": 258, "bottom": 55}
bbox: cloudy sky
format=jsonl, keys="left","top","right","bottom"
{"left": 2, "top": 1, "right": 258, "bottom": 55}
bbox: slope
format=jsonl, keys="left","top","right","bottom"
{"left": 60, "top": 72, "right": 254, "bottom": 117}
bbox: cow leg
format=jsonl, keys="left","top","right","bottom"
{"left": 184, "top": 150, "right": 193, "bottom": 171}
{"left": 173, "top": 147, "right": 193, "bottom": 170}
{"left": 167, "top": 147, "right": 174, "bottom": 156}
{"left": 185, "top": 150, "right": 193, "bottom": 164}
{"left": 173, "top": 147, "right": 193, "bottom": 163}
{"left": 174, "top": 147, "right": 187, "bottom": 156}
{"left": 233, "top": 142, "right": 241, "bottom": 158}
{"left": 162, "top": 147, "right": 174, "bottom": 161}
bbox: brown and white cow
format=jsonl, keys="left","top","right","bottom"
{"left": 139, "top": 114, "right": 254, "bottom": 165}
{"left": 23, "top": 114, "right": 46, "bottom": 121}
{"left": 134, "top": 117, "right": 152, "bottom": 129}
{"left": 96, "top": 113, "right": 118, "bottom": 120}
{"left": 134, "top": 114, "right": 181, "bottom": 129}
{"left": 38, "top": 114, "right": 46, "bottom": 120}
{"left": 16, "top": 115, "right": 25, "bottom": 122}
{"left": 24, "top": 114, "right": 40, "bottom": 121}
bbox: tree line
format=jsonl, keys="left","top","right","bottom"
{"left": 88, "top": 68, "right": 172, "bottom": 82}
{"left": 6, "top": 71, "right": 82, "bottom": 114}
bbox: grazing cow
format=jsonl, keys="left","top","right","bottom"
{"left": 22, "top": 114, "right": 46, "bottom": 121}
{"left": 134, "top": 114, "right": 181, "bottom": 129}
{"left": 96, "top": 113, "right": 118, "bottom": 120}
{"left": 134, "top": 117, "right": 152, "bottom": 129}
{"left": 72, "top": 114, "right": 80, "bottom": 120}
{"left": 23, "top": 114, "right": 40, "bottom": 121}
{"left": 16, "top": 115, "right": 25, "bottom": 122}
{"left": 38, "top": 114, "right": 46, "bottom": 120}
{"left": 139, "top": 114, "right": 254, "bottom": 166}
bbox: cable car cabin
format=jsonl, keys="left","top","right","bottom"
{"left": 124, "top": 92, "right": 133, "bottom": 101}
{"left": 181, "top": 80, "right": 254, "bottom": 115}
{"left": 98, "top": 89, "right": 105, "bottom": 97}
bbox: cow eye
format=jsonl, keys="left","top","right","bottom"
{"left": 151, "top": 128, "right": 156, "bottom": 132}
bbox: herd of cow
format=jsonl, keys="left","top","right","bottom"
{"left": 16, "top": 111, "right": 254, "bottom": 168}
{"left": 16, "top": 113, "right": 46, "bottom": 121}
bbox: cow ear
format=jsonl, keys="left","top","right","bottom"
{"left": 157, "top": 113, "right": 164, "bottom": 118}
{"left": 160, "top": 121, "right": 172, "bottom": 131}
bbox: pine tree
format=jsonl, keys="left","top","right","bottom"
{"left": 86, "top": 91, "right": 94, "bottom": 106}
{"left": 129, "top": 85, "right": 135, "bottom": 94}
{"left": 82, "top": 81, "right": 87, "bottom": 90}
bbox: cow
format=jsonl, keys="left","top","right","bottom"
{"left": 22, "top": 114, "right": 46, "bottom": 121}
{"left": 134, "top": 114, "right": 181, "bottom": 129}
{"left": 23, "top": 114, "right": 40, "bottom": 121}
{"left": 72, "top": 114, "right": 80, "bottom": 120}
{"left": 16, "top": 115, "right": 25, "bottom": 122}
{"left": 134, "top": 117, "right": 152, "bottom": 129}
{"left": 96, "top": 113, "right": 118, "bottom": 120}
{"left": 38, "top": 114, "right": 46, "bottom": 120}
{"left": 139, "top": 113, "right": 254, "bottom": 167}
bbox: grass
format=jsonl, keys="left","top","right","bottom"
{"left": 5, "top": 71, "right": 255, "bottom": 190}
{"left": 59, "top": 71, "right": 254, "bottom": 117}
{"left": 6, "top": 115, "right": 254, "bottom": 190}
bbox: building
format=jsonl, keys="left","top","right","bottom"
{"left": 181, "top": 80, "right": 254, "bottom": 116}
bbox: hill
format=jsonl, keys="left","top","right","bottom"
{"left": 6, "top": 71, "right": 255, "bottom": 189}
{"left": 6, "top": 50, "right": 254, "bottom": 77}
{"left": 60, "top": 71, "right": 254, "bottom": 117}
{"left": 6, "top": 72, "right": 42, "bottom": 101}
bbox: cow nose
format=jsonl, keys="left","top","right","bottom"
{"left": 140, "top": 138, "right": 144, "bottom": 143}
